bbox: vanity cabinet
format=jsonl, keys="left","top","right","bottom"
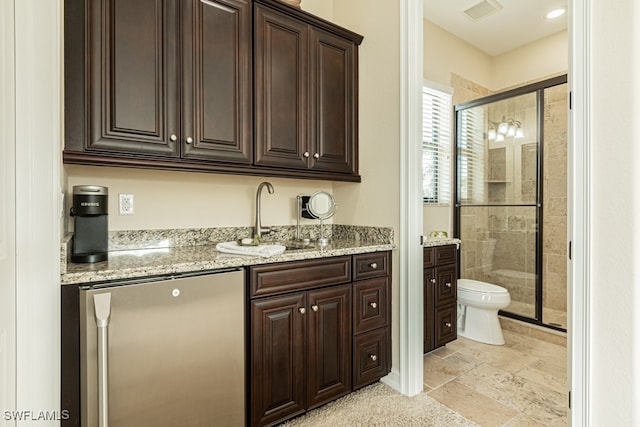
{"left": 424, "top": 245, "right": 458, "bottom": 353}
{"left": 64, "top": 0, "right": 252, "bottom": 164}
{"left": 249, "top": 252, "right": 390, "bottom": 426}
{"left": 64, "top": 0, "right": 363, "bottom": 182}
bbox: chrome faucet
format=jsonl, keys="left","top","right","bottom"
{"left": 254, "top": 181, "right": 274, "bottom": 240}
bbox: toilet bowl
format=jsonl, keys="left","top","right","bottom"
{"left": 457, "top": 279, "right": 511, "bottom": 345}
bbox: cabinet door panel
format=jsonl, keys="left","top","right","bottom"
{"left": 182, "top": 0, "right": 252, "bottom": 163}
{"left": 435, "top": 264, "right": 457, "bottom": 306}
{"left": 251, "top": 293, "right": 305, "bottom": 426}
{"left": 307, "top": 285, "right": 351, "bottom": 409}
{"left": 88, "top": 0, "right": 179, "bottom": 156}
{"left": 435, "top": 305, "right": 457, "bottom": 347}
{"left": 254, "top": 4, "right": 308, "bottom": 169}
{"left": 424, "top": 268, "right": 435, "bottom": 353}
{"left": 309, "top": 28, "right": 357, "bottom": 174}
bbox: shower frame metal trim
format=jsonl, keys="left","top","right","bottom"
{"left": 452, "top": 74, "right": 568, "bottom": 332}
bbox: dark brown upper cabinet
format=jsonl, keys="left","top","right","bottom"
{"left": 254, "top": 2, "right": 359, "bottom": 175}
{"left": 64, "top": 0, "right": 363, "bottom": 181}
{"left": 65, "top": 0, "right": 253, "bottom": 165}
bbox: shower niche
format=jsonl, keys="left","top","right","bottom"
{"left": 454, "top": 75, "right": 567, "bottom": 330}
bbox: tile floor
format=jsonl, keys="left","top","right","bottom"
{"left": 424, "top": 330, "right": 567, "bottom": 426}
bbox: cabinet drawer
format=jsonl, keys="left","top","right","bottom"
{"left": 435, "top": 305, "right": 457, "bottom": 347}
{"left": 353, "top": 328, "right": 389, "bottom": 390}
{"left": 434, "top": 245, "right": 457, "bottom": 265}
{"left": 353, "top": 252, "right": 389, "bottom": 281}
{"left": 435, "top": 265, "right": 457, "bottom": 306}
{"left": 250, "top": 256, "right": 351, "bottom": 298}
{"left": 423, "top": 247, "right": 435, "bottom": 268}
{"left": 353, "top": 277, "right": 388, "bottom": 334}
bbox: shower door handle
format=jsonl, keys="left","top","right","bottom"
{"left": 94, "top": 293, "right": 112, "bottom": 427}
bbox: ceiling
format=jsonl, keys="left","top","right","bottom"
{"left": 424, "top": 0, "right": 568, "bottom": 57}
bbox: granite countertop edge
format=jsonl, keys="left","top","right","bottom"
{"left": 422, "top": 238, "right": 461, "bottom": 248}
{"left": 61, "top": 241, "right": 396, "bottom": 286}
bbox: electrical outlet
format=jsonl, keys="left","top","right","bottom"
{"left": 119, "top": 193, "right": 134, "bottom": 215}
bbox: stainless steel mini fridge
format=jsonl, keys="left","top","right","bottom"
{"left": 80, "top": 269, "right": 245, "bottom": 427}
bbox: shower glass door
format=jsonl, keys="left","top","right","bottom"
{"left": 456, "top": 90, "right": 541, "bottom": 322}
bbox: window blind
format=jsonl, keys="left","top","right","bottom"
{"left": 422, "top": 85, "right": 452, "bottom": 204}
{"left": 457, "top": 107, "right": 485, "bottom": 204}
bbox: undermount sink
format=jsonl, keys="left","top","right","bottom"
{"left": 283, "top": 240, "right": 316, "bottom": 250}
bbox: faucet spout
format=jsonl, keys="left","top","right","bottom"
{"left": 254, "top": 182, "right": 275, "bottom": 240}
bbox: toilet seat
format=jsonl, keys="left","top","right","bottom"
{"left": 458, "top": 279, "right": 508, "bottom": 294}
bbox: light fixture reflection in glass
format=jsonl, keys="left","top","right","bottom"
{"left": 515, "top": 127, "right": 524, "bottom": 139}
{"left": 496, "top": 133, "right": 505, "bottom": 142}
{"left": 488, "top": 128, "right": 497, "bottom": 140}
{"left": 498, "top": 122, "right": 508, "bottom": 135}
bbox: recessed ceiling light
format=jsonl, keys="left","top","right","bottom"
{"left": 545, "top": 8, "right": 566, "bottom": 20}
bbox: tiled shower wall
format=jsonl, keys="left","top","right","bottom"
{"left": 542, "top": 84, "right": 568, "bottom": 322}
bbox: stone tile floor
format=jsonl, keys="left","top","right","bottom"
{"left": 424, "top": 330, "right": 567, "bottom": 426}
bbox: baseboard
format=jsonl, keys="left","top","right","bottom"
{"left": 380, "top": 368, "right": 401, "bottom": 392}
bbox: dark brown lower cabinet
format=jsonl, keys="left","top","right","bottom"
{"left": 424, "top": 245, "right": 459, "bottom": 353}
{"left": 249, "top": 252, "right": 391, "bottom": 427}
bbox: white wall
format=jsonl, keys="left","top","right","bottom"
{"left": 589, "top": 0, "right": 640, "bottom": 423}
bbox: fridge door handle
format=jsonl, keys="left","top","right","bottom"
{"left": 93, "top": 293, "right": 112, "bottom": 427}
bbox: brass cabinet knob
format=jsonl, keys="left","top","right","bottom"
{"left": 445, "top": 282, "right": 452, "bottom": 288}
{"left": 369, "top": 354, "right": 377, "bottom": 362}
{"left": 170, "top": 134, "right": 178, "bottom": 142}
{"left": 369, "top": 302, "right": 377, "bottom": 309}
{"left": 445, "top": 322, "right": 452, "bottom": 328}
{"left": 303, "top": 152, "right": 310, "bottom": 158}
{"left": 186, "top": 136, "right": 193, "bottom": 144}
{"left": 313, "top": 153, "right": 320, "bottom": 159}
{"left": 311, "top": 305, "right": 318, "bottom": 312}
{"left": 370, "top": 262, "right": 378, "bottom": 269}
{"left": 430, "top": 278, "right": 436, "bottom": 284}
{"left": 299, "top": 307, "right": 306, "bottom": 314}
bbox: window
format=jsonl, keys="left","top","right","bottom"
{"left": 422, "top": 83, "right": 452, "bottom": 204}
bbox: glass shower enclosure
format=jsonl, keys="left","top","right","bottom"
{"left": 454, "top": 75, "right": 567, "bottom": 330}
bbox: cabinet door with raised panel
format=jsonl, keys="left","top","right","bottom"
{"left": 253, "top": 3, "right": 309, "bottom": 170}
{"left": 86, "top": 0, "right": 180, "bottom": 156}
{"left": 424, "top": 267, "right": 435, "bottom": 353}
{"left": 181, "top": 0, "right": 253, "bottom": 163}
{"left": 251, "top": 293, "right": 306, "bottom": 427}
{"left": 309, "top": 27, "right": 357, "bottom": 174}
{"left": 306, "top": 285, "right": 352, "bottom": 409}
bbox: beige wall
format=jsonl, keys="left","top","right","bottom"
{"left": 492, "top": 31, "right": 568, "bottom": 91}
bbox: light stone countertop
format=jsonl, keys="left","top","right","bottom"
{"left": 61, "top": 225, "right": 395, "bottom": 285}
{"left": 422, "top": 238, "right": 461, "bottom": 248}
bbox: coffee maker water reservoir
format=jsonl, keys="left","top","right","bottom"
{"left": 71, "top": 185, "right": 108, "bottom": 263}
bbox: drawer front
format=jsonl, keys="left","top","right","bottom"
{"left": 423, "top": 247, "right": 435, "bottom": 268}
{"left": 353, "top": 277, "right": 388, "bottom": 334}
{"left": 353, "top": 252, "right": 389, "bottom": 281}
{"left": 353, "top": 328, "right": 389, "bottom": 390}
{"left": 435, "top": 305, "right": 457, "bottom": 347}
{"left": 434, "top": 245, "right": 457, "bottom": 266}
{"left": 250, "top": 256, "right": 351, "bottom": 298}
{"left": 435, "top": 264, "right": 456, "bottom": 306}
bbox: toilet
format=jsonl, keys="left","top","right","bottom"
{"left": 457, "top": 279, "right": 511, "bottom": 345}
